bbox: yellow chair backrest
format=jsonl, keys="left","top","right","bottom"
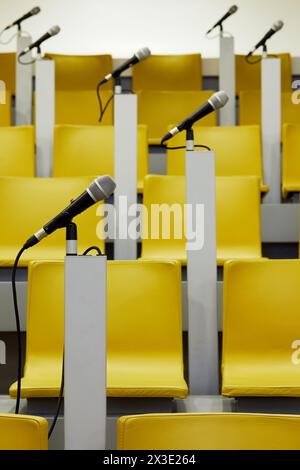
{"left": 236, "top": 53, "right": 292, "bottom": 94}
{"left": 167, "top": 125, "right": 266, "bottom": 191}
{"left": 55, "top": 89, "right": 113, "bottom": 125}
{"left": 141, "top": 175, "right": 262, "bottom": 266}
{"left": 239, "top": 91, "right": 300, "bottom": 126}
{"left": 53, "top": 124, "right": 148, "bottom": 192}
{"left": 0, "top": 414, "right": 48, "bottom": 450}
{"left": 132, "top": 54, "right": 202, "bottom": 91}
{"left": 0, "top": 177, "right": 105, "bottom": 267}
{"left": 117, "top": 413, "right": 300, "bottom": 450}
{"left": 282, "top": 124, "right": 300, "bottom": 197}
{"left": 222, "top": 259, "right": 300, "bottom": 397}
{"left": 44, "top": 53, "right": 112, "bottom": 90}
{"left": 137, "top": 90, "right": 216, "bottom": 145}
{"left": 0, "top": 126, "right": 34, "bottom": 176}
{"left": 0, "top": 89, "right": 12, "bottom": 126}
{"left": 0, "top": 52, "right": 16, "bottom": 94}
{"left": 11, "top": 259, "right": 186, "bottom": 398}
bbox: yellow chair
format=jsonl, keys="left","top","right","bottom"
{"left": 239, "top": 91, "right": 300, "bottom": 126}
{"left": 0, "top": 414, "right": 48, "bottom": 450}
{"left": 137, "top": 90, "right": 216, "bottom": 145}
{"left": 0, "top": 126, "right": 34, "bottom": 175}
{"left": 0, "top": 177, "right": 105, "bottom": 267}
{"left": 55, "top": 89, "right": 113, "bottom": 125}
{"left": 141, "top": 175, "right": 262, "bottom": 266}
{"left": 132, "top": 54, "right": 202, "bottom": 92}
{"left": 0, "top": 52, "right": 16, "bottom": 94}
{"left": 282, "top": 124, "right": 300, "bottom": 197}
{"left": 222, "top": 259, "right": 300, "bottom": 397}
{"left": 236, "top": 53, "right": 292, "bottom": 94}
{"left": 117, "top": 413, "right": 300, "bottom": 450}
{"left": 0, "top": 89, "right": 12, "bottom": 126}
{"left": 10, "top": 260, "right": 188, "bottom": 399}
{"left": 166, "top": 125, "right": 267, "bottom": 192}
{"left": 53, "top": 124, "right": 148, "bottom": 193}
{"left": 44, "top": 53, "right": 112, "bottom": 90}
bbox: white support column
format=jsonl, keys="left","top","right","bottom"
{"left": 64, "top": 256, "right": 107, "bottom": 450}
{"left": 219, "top": 35, "right": 236, "bottom": 126}
{"left": 186, "top": 150, "right": 219, "bottom": 395}
{"left": 114, "top": 93, "right": 137, "bottom": 259}
{"left": 261, "top": 58, "right": 281, "bottom": 203}
{"left": 35, "top": 59, "right": 55, "bottom": 177}
{"left": 15, "top": 33, "right": 32, "bottom": 125}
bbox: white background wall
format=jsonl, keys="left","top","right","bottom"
{"left": 0, "top": 0, "right": 299, "bottom": 57}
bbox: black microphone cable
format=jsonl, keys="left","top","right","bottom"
{"left": 12, "top": 246, "right": 27, "bottom": 414}
{"left": 96, "top": 82, "right": 114, "bottom": 123}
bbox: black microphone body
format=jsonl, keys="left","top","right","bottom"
{"left": 206, "top": 5, "right": 238, "bottom": 34}
{"left": 99, "top": 47, "right": 151, "bottom": 86}
{"left": 19, "top": 26, "right": 60, "bottom": 57}
{"left": 5, "top": 7, "right": 41, "bottom": 30}
{"left": 247, "top": 21, "right": 284, "bottom": 56}
{"left": 23, "top": 176, "right": 116, "bottom": 249}
{"left": 161, "top": 91, "right": 229, "bottom": 144}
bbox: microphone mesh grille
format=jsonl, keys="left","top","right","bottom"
{"left": 209, "top": 91, "right": 229, "bottom": 110}
{"left": 135, "top": 47, "right": 151, "bottom": 61}
{"left": 274, "top": 20, "right": 284, "bottom": 31}
{"left": 50, "top": 25, "right": 61, "bottom": 36}
{"left": 90, "top": 175, "right": 116, "bottom": 201}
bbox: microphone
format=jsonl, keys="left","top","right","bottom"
{"left": 247, "top": 21, "right": 284, "bottom": 56}
{"left": 206, "top": 5, "right": 238, "bottom": 34}
{"left": 99, "top": 47, "right": 151, "bottom": 85}
{"left": 18, "top": 26, "right": 61, "bottom": 57}
{"left": 161, "top": 91, "right": 229, "bottom": 145}
{"left": 23, "top": 175, "right": 116, "bottom": 249}
{"left": 4, "top": 6, "right": 41, "bottom": 30}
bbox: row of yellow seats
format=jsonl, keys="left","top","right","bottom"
{"left": 0, "top": 52, "right": 292, "bottom": 94}
{"left": 2, "top": 88, "right": 300, "bottom": 148}
{"left": 10, "top": 260, "right": 187, "bottom": 399}
{"left": 2, "top": 411, "right": 300, "bottom": 450}
{"left": 9, "top": 258, "right": 300, "bottom": 401}
{"left": 5, "top": 123, "right": 300, "bottom": 199}
{"left": 0, "top": 175, "right": 261, "bottom": 267}
{"left": 0, "top": 124, "right": 148, "bottom": 193}
{"left": 0, "top": 124, "right": 265, "bottom": 195}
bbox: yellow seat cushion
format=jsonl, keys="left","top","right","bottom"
{"left": 0, "top": 176, "right": 105, "bottom": 267}
{"left": 10, "top": 260, "right": 188, "bottom": 399}
{"left": 0, "top": 89, "right": 12, "bottom": 126}
{"left": 282, "top": 124, "right": 300, "bottom": 197}
{"left": 53, "top": 124, "right": 148, "bottom": 193}
{"left": 166, "top": 125, "right": 267, "bottom": 192}
{"left": 0, "top": 125, "right": 34, "bottom": 175}
{"left": 236, "top": 53, "right": 292, "bottom": 94}
{"left": 132, "top": 54, "right": 202, "bottom": 92}
{"left": 0, "top": 52, "right": 16, "bottom": 94}
{"left": 141, "top": 175, "right": 262, "bottom": 266}
{"left": 0, "top": 414, "right": 48, "bottom": 450}
{"left": 222, "top": 259, "right": 300, "bottom": 397}
{"left": 118, "top": 412, "right": 300, "bottom": 450}
{"left": 239, "top": 91, "right": 300, "bottom": 126}
{"left": 55, "top": 89, "right": 113, "bottom": 126}
{"left": 44, "top": 53, "right": 112, "bottom": 90}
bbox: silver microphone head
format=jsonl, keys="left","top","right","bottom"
{"left": 49, "top": 25, "right": 61, "bottom": 36}
{"left": 273, "top": 20, "right": 284, "bottom": 32}
{"left": 135, "top": 47, "right": 151, "bottom": 62}
{"left": 30, "top": 6, "right": 41, "bottom": 15}
{"left": 89, "top": 175, "right": 116, "bottom": 201}
{"left": 229, "top": 5, "right": 238, "bottom": 14}
{"left": 209, "top": 91, "right": 229, "bottom": 110}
